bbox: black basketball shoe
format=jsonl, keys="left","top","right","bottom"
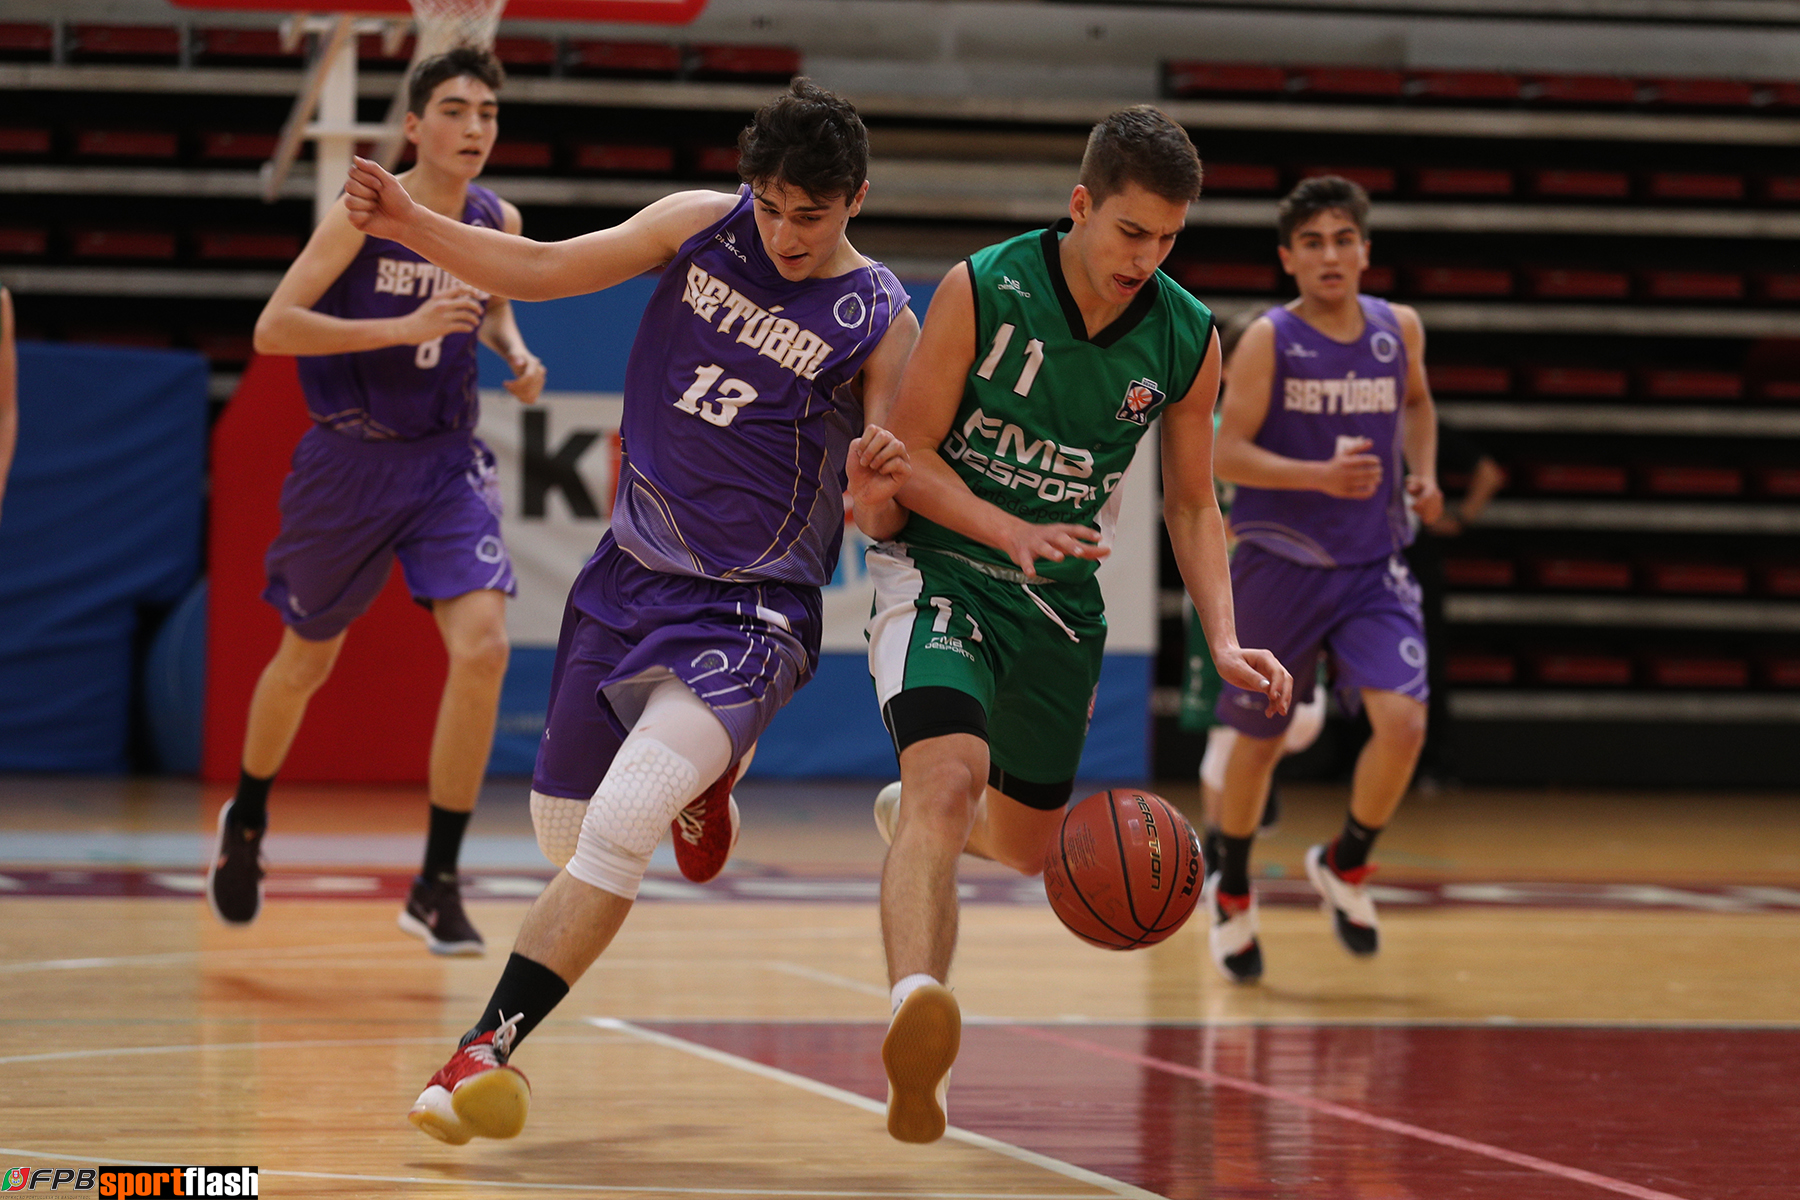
{"left": 399, "top": 875, "right": 486, "bottom": 956}
{"left": 205, "top": 800, "right": 266, "bottom": 926}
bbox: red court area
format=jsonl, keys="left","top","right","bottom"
{"left": 651, "top": 1020, "right": 1799, "bottom": 1200}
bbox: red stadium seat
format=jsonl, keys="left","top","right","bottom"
{"left": 1428, "top": 365, "right": 1511, "bottom": 394}
{"left": 485, "top": 141, "right": 554, "bottom": 169}
{"left": 1642, "top": 562, "right": 1748, "bottom": 594}
{"left": 1163, "top": 62, "right": 1289, "bottom": 96}
{"left": 1640, "top": 465, "right": 1744, "bottom": 496}
{"left": 74, "top": 130, "right": 179, "bottom": 159}
{"left": 1360, "top": 265, "right": 1395, "bottom": 293}
{"left": 357, "top": 32, "right": 415, "bottom": 64}
{"left": 0, "top": 128, "right": 52, "bottom": 156}
{"left": 1764, "top": 177, "right": 1800, "bottom": 203}
{"left": 1647, "top": 172, "right": 1744, "bottom": 202}
{"left": 1755, "top": 466, "right": 1800, "bottom": 496}
{"left": 192, "top": 330, "right": 258, "bottom": 365}
{"left": 1525, "top": 268, "right": 1630, "bottom": 300}
{"left": 1644, "top": 655, "right": 1747, "bottom": 688}
{"left": 574, "top": 144, "right": 675, "bottom": 174}
{"left": 492, "top": 36, "right": 558, "bottom": 68}
{"left": 0, "top": 23, "right": 54, "bottom": 58}
{"left": 1762, "top": 656, "right": 1800, "bottom": 687}
{"left": 1756, "top": 274, "right": 1800, "bottom": 303}
{"left": 1445, "top": 653, "right": 1516, "bottom": 685}
{"left": 1526, "top": 463, "right": 1628, "bottom": 493}
{"left": 693, "top": 145, "right": 741, "bottom": 175}
{"left": 1641, "top": 271, "right": 1744, "bottom": 301}
{"left": 1408, "top": 71, "right": 1522, "bottom": 102}
{"left": 1174, "top": 262, "right": 1278, "bottom": 293}
{"left": 193, "top": 28, "right": 299, "bottom": 62}
{"left": 1647, "top": 78, "right": 1757, "bottom": 107}
{"left": 200, "top": 132, "right": 279, "bottom": 161}
{"left": 1527, "top": 75, "right": 1639, "bottom": 105}
{"left": 1410, "top": 267, "right": 1513, "bottom": 297}
{"left": 1529, "top": 169, "right": 1630, "bottom": 199}
{"left": 1639, "top": 370, "right": 1742, "bottom": 401}
{"left": 1533, "top": 652, "right": 1632, "bottom": 686}
{"left": 0, "top": 228, "right": 48, "bottom": 257}
{"left": 690, "top": 44, "right": 800, "bottom": 81}
{"left": 195, "top": 231, "right": 302, "bottom": 262}
{"left": 1527, "top": 367, "right": 1628, "bottom": 397}
{"left": 1442, "top": 558, "right": 1516, "bottom": 588}
{"left": 1292, "top": 66, "right": 1405, "bottom": 98}
{"left": 1414, "top": 167, "right": 1514, "bottom": 197}
{"left": 1760, "top": 562, "right": 1800, "bottom": 593}
{"left": 1533, "top": 558, "right": 1633, "bottom": 590}
{"left": 566, "top": 40, "right": 681, "bottom": 75}
{"left": 70, "top": 24, "right": 181, "bottom": 61}
{"left": 71, "top": 230, "right": 178, "bottom": 260}
{"left": 1203, "top": 163, "right": 1281, "bottom": 192}
{"left": 1301, "top": 165, "right": 1394, "bottom": 194}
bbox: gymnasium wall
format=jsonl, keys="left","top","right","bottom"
{"left": 0, "top": 343, "right": 208, "bottom": 772}
{"left": 201, "top": 277, "right": 1160, "bottom": 784}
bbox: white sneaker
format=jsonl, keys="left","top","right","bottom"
{"left": 1203, "top": 873, "right": 1263, "bottom": 984}
{"left": 1305, "top": 843, "right": 1380, "bottom": 956}
{"left": 883, "top": 983, "right": 959, "bottom": 1143}
{"left": 873, "top": 781, "right": 902, "bottom": 845}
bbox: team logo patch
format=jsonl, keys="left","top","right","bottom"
{"left": 1115, "top": 378, "right": 1164, "bottom": 425}
{"left": 833, "top": 293, "right": 867, "bottom": 329}
{"left": 1371, "top": 330, "right": 1400, "bottom": 363}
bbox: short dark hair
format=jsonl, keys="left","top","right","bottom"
{"left": 407, "top": 46, "right": 505, "bottom": 117}
{"left": 1078, "top": 106, "right": 1203, "bottom": 207}
{"left": 736, "top": 78, "right": 869, "bottom": 205}
{"left": 1218, "top": 306, "right": 1266, "bottom": 362}
{"left": 1277, "top": 175, "right": 1370, "bottom": 245}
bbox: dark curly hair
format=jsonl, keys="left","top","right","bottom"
{"left": 1277, "top": 175, "right": 1370, "bottom": 245}
{"left": 736, "top": 78, "right": 869, "bottom": 205}
{"left": 407, "top": 46, "right": 505, "bottom": 116}
{"left": 1078, "top": 106, "right": 1203, "bottom": 207}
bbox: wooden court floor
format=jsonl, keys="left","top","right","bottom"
{"left": 1, "top": 775, "right": 1796, "bottom": 1199}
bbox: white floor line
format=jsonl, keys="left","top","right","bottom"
{"left": 761, "top": 960, "right": 891, "bottom": 999}
{"left": 591, "top": 1017, "right": 1164, "bottom": 1200}
{"left": 0, "top": 938, "right": 412, "bottom": 974}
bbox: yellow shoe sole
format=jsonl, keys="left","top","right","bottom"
{"left": 882, "top": 984, "right": 960, "bottom": 1144}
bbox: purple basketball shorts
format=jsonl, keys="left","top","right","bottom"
{"left": 1215, "top": 542, "right": 1428, "bottom": 738}
{"left": 262, "top": 426, "right": 515, "bottom": 641}
{"left": 531, "top": 534, "right": 822, "bottom": 800}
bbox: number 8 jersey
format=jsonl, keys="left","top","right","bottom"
{"left": 898, "top": 220, "right": 1214, "bottom": 585}
{"left": 612, "top": 186, "right": 909, "bottom": 586}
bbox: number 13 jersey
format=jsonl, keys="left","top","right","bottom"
{"left": 612, "top": 186, "right": 909, "bottom": 587}
{"left": 898, "top": 220, "right": 1214, "bottom": 585}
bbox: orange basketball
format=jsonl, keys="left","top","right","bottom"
{"left": 1042, "top": 789, "right": 1203, "bottom": 950}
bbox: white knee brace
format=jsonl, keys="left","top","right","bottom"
{"left": 1284, "top": 690, "right": 1326, "bottom": 754}
{"left": 1200, "top": 724, "right": 1236, "bottom": 793}
{"left": 566, "top": 735, "right": 701, "bottom": 901}
{"left": 530, "top": 791, "right": 587, "bottom": 868}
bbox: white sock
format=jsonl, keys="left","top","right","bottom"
{"left": 890, "top": 972, "right": 941, "bottom": 1014}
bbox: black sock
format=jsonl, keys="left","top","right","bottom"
{"left": 1203, "top": 826, "right": 1224, "bottom": 879}
{"left": 1217, "top": 832, "right": 1254, "bottom": 897}
{"left": 462, "top": 953, "right": 571, "bottom": 1050}
{"left": 1329, "top": 813, "right": 1382, "bottom": 873}
{"left": 423, "top": 805, "right": 472, "bottom": 882}
{"left": 233, "top": 769, "right": 274, "bottom": 829}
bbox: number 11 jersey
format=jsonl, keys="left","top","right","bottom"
{"left": 611, "top": 186, "right": 909, "bottom": 587}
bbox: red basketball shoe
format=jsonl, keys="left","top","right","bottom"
{"left": 409, "top": 1014, "right": 530, "bottom": 1145}
{"left": 671, "top": 761, "right": 742, "bottom": 883}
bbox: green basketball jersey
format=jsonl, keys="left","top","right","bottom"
{"left": 901, "top": 221, "right": 1214, "bottom": 585}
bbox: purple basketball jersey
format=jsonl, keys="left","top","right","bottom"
{"left": 607, "top": 187, "right": 909, "bottom": 587}
{"left": 1228, "top": 295, "right": 1412, "bottom": 567}
{"left": 296, "top": 184, "right": 504, "bottom": 441}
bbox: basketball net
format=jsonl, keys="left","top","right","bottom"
{"left": 409, "top": 0, "right": 509, "bottom": 55}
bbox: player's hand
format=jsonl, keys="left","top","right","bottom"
{"left": 1407, "top": 474, "right": 1445, "bottom": 524}
{"left": 1000, "top": 519, "right": 1107, "bottom": 579}
{"left": 504, "top": 349, "right": 546, "bottom": 404}
{"left": 345, "top": 155, "right": 417, "bottom": 242}
{"left": 402, "top": 287, "right": 484, "bottom": 344}
{"left": 847, "top": 424, "right": 910, "bottom": 510}
{"left": 1318, "top": 436, "right": 1383, "bottom": 500}
{"left": 1215, "top": 646, "right": 1292, "bottom": 718}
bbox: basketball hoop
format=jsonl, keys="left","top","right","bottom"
{"left": 409, "top": 0, "right": 509, "bottom": 56}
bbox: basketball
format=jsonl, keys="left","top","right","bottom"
{"left": 1042, "top": 789, "right": 1204, "bottom": 950}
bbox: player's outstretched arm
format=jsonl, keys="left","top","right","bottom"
{"left": 889, "top": 264, "right": 1105, "bottom": 577}
{"left": 1164, "top": 329, "right": 1291, "bottom": 717}
{"left": 0, "top": 287, "right": 16, "bottom": 523}
{"left": 1395, "top": 303, "right": 1443, "bottom": 524}
{"left": 477, "top": 199, "right": 546, "bottom": 405}
{"left": 846, "top": 304, "right": 921, "bottom": 540}
{"left": 345, "top": 156, "right": 734, "bottom": 302}
{"left": 253, "top": 199, "right": 483, "bottom": 357}
{"left": 1213, "top": 315, "right": 1383, "bottom": 499}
